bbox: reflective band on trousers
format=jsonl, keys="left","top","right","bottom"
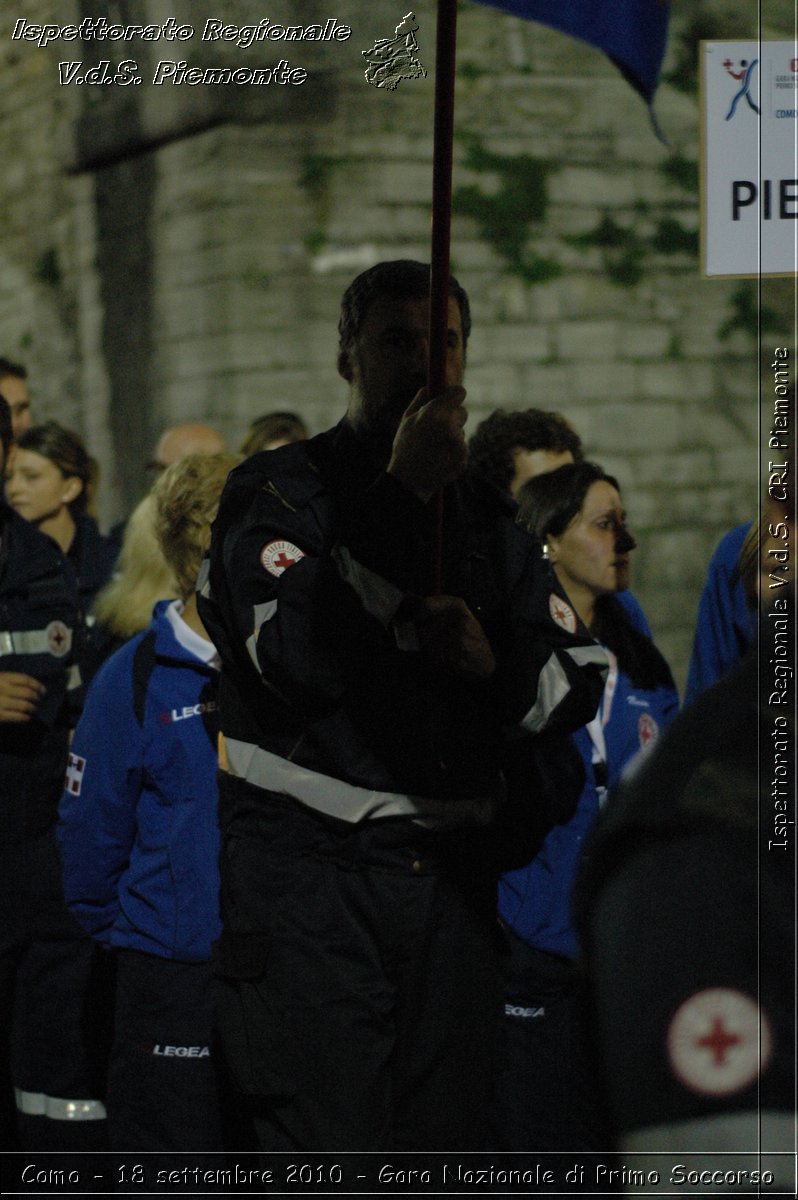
{"left": 0, "top": 627, "right": 72, "bottom": 656}
{"left": 222, "top": 736, "right": 500, "bottom": 827}
{"left": 14, "top": 1088, "right": 107, "bottom": 1121}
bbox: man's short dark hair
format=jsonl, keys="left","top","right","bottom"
{"left": 0, "top": 395, "right": 12, "bottom": 459}
{"left": 0, "top": 356, "right": 27, "bottom": 383}
{"left": 337, "top": 259, "right": 471, "bottom": 379}
{"left": 468, "top": 409, "right": 584, "bottom": 494}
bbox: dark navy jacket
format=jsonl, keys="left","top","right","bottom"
{"left": 67, "top": 512, "right": 118, "bottom": 710}
{"left": 199, "top": 421, "right": 608, "bottom": 831}
{"left": 0, "top": 503, "right": 79, "bottom": 849}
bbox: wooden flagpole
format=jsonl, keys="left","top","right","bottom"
{"left": 428, "top": 0, "right": 459, "bottom": 594}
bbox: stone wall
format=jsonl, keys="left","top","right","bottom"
{"left": 0, "top": 0, "right": 793, "bottom": 690}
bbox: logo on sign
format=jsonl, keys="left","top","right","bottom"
{"left": 722, "top": 57, "right": 760, "bottom": 120}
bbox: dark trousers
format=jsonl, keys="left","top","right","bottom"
{"left": 214, "top": 779, "right": 503, "bottom": 1151}
{"left": 1, "top": 831, "right": 112, "bottom": 1152}
{"left": 492, "top": 928, "right": 610, "bottom": 1153}
{"left": 107, "top": 950, "right": 223, "bottom": 1152}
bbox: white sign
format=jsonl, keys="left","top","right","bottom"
{"left": 702, "top": 41, "right": 797, "bottom": 277}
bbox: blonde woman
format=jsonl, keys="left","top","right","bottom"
{"left": 92, "top": 492, "right": 178, "bottom": 650}
{"left": 59, "top": 453, "right": 240, "bottom": 1153}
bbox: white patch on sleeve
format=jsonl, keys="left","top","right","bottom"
{"left": 259, "top": 539, "right": 305, "bottom": 577}
{"left": 549, "top": 593, "right": 577, "bottom": 633}
{"left": 638, "top": 711, "right": 659, "bottom": 748}
{"left": 667, "top": 988, "right": 772, "bottom": 1097}
{"left": 46, "top": 620, "right": 72, "bottom": 658}
{"left": 65, "top": 753, "right": 86, "bottom": 796}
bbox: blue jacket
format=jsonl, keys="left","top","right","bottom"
{"left": 499, "top": 646, "right": 679, "bottom": 960}
{"left": 58, "top": 601, "right": 221, "bottom": 962}
{"left": 684, "top": 522, "right": 755, "bottom": 705}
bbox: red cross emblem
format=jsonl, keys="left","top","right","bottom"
{"left": 697, "top": 1017, "right": 742, "bottom": 1065}
{"left": 260, "top": 539, "right": 306, "bottom": 577}
{"left": 46, "top": 620, "right": 71, "bottom": 658}
{"left": 548, "top": 593, "right": 577, "bottom": 633}
{"left": 667, "top": 988, "right": 771, "bottom": 1096}
{"left": 638, "top": 712, "right": 658, "bottom": 748}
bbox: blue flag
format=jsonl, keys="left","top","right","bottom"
{"left": 470, "top": 1, "right": 670, "bottom": 105}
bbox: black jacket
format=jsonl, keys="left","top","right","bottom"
{"left": 200, "top": 421, "right": 606, "bottom": 833}
{"left": 67, "top": 512, "right": 118, "bottom": 708}
{"left": 0, "top": 504, "right": 80, "bottom": 847}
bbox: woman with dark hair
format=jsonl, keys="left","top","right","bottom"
{"left": 493, "top": 461, "right": 679, "bottom": 1152}
{"left": 6, "top": 421, "right": 114, "bottom": 597}
{"left": 6, "top": 422, "right": 117, "bottom": 698}
{"left": 0, "top": 400, "right": 107, "bottom": 1151}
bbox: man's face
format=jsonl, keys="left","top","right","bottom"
{"left": 149, "top": 424, "right": 227, "bottom": 473}
{"left": 343, "top": 295, "right": 465, "bottom": 443}
{"left": 0, "top": 375, "right": 31, "bottom": 439}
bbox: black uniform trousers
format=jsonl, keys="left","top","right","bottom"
{"left": 107, "top": 950, "right": 223, "bottom": 1153}
{"left": 1, "top": 830, "right": 112, "bottom": 1151}
{"left": 213, "top": 778, "right": 503, "bottom": 1152}
{"left": 491, "top": 928, "right": 610, "bottom": 1155}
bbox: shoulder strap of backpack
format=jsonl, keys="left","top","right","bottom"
{"left": 132, "top": 629, "right": 158, "bottom": 727}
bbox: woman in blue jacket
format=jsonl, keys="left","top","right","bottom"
{"left": 494, "top": 461, "right": 679, "bottom": 1152}
{"left": 59, "top": 452, "right": 239, "bottom": 1153}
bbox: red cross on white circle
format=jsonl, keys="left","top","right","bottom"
{"left": 549, "top": 593, "right": 577, "bottom": 633}
{"left": 638, "top": 712, "right": 658, "bottom": 747}
{"left": 667, "top": 988, "right": 771, "bottom": 1096}
{"left": 46, "top": 620, "right": 71, "bottom": 658}
{"left": 260, "top": 539, "right": 306, "bottom": 577}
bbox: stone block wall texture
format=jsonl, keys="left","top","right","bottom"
{"left": 0, "top": 0, "right": 794, "bottom": 691}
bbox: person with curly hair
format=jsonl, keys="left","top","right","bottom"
{"left": 468, "top": 407, "right": 583, "bottom": 498}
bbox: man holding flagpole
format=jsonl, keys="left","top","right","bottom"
{"left": 199, "top": 259, "right": 607, "bottom": 1150}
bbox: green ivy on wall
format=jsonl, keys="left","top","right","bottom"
{"left": 718, "top": 282, "right": 781, "bottom": 341}
{"left": 34, "top": 247, "right": 62, "bottom": 288}
{"left": 452, "top": 136, "right": 562, "bottom": 284}
{"left": 453, "top": 134, "right": 700, "bottom": 289}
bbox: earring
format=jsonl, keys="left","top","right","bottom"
{"left": 541, "top": 543, "right": 551, "bottom": 561}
